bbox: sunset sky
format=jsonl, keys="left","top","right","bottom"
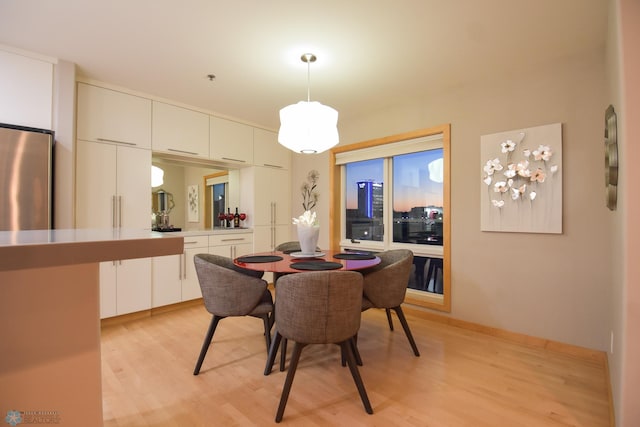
{"left": 345, "top": 149, "right": 444, "bottom": 212}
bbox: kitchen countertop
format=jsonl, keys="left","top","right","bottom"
{"left": 0, "top": 228, "right": 184, "bottom": 271}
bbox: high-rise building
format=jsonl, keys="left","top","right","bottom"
{"left": 357, "top": 181, "right": 383, "bottom": 218}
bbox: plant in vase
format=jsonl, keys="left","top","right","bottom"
{"left": 293, "top": 170, "right": 320, "bottom": 255}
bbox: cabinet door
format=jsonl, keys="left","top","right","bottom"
{"left": 254, "top": 224, "right": 291, "bottom": 252}
{"left": 253, "top": 128, "right": 291, "bottom": 169}
{"left": 152, "top": 254, "right": 182, "bottom": 307}
{"left": 210, "top": 116, "right": 253, "bottom": 165}
{"left": 77, "top": 83, "right": 152, "bottom": 148}
{"left": 182, "top": 247, "right": 204, "bottom": 301}
{"left": 116, "top": 258, "right": 152, "bottom": 315}
{"left": 76, "top": 140, "right": 117, "bottom": 229}
{"left": 116, "top": 146, "right": 151, "bottom": 228}
{"left": 0, "top": 49, "right": 53, "bottom": 129}
{"left": 152, "top": 101, "right": 209, "bottom": 158}
{"left": 253, "top": 167, "right": 291, "bottom": 226}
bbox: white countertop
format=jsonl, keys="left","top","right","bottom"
{"left": 0, "top": 228, "right": 184, "bottom": 271}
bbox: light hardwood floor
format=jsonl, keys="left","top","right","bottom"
{"left": 101, "top": 304, "right": 611, "bottom": 426}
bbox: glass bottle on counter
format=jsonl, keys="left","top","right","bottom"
{"left": 234, "top": 207, "right": 240, "bottom": 228}
{"left": 227, "top": 208, "right": 232, "bottom": 228}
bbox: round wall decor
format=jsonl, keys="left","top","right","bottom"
{"left": 605, "top": 105, "right": 618, "bottom": 211}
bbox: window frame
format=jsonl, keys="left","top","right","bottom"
{"left": 329, "top": 124, "right": 451, "bottom": 312}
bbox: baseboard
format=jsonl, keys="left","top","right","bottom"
{"left": 100, "top": 298, "right": 204, "bottom": 328}
{"left": 402, "top": 304, "right": 606, "bottom": 365}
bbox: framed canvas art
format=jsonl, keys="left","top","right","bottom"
{"left": 480, "top": 123, "right": 562, "bottom": 234}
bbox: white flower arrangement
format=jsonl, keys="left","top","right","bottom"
{"left": 482, "top": 132, "right": 559, "bottom": 208}
{"left": 293, "top": 210, "right": 318, "bottom": 227}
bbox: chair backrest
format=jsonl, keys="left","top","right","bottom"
{"left": 275, "top": 241, "right": 301, "bottom": 253}
{"left": 275, "top": 271, "right": 363, "bottom": 344}
{"left": 193, "top": 253, "right": 268, "bottom": 317}
{"left": 362, "top": 249, "right": 414, "bottom": 308}
{"left": 275, "top": 241, "right": 321, "bottom": 254}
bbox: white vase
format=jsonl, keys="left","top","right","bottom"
{"left": 297, "top": 224, "right": 320, "bottom": 255}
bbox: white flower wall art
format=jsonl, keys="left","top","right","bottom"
{"left": 480, "top": 123, "right": 562, "bottom": 233}
{"left": 187, "top": 184, "right": 199, "bottom": 223}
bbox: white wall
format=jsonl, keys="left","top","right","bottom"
{"left": 292, "top": 47, "right": 611, "bottom": 352}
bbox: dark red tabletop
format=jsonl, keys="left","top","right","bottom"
{"left": 233, "top": 249, "right": 380, "bottom": 274}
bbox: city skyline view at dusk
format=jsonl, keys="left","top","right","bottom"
{"left": 345, "top": 149, "right": 444, "bottom": 212}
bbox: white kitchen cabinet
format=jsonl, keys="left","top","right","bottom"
{"left": 209, "top": 232, "right": 254, "bottom": 259}
{"left": 99, "top": 258, "right": 151, "bottom": 318}
{"left": 253, "top": 128, "right": 291, "bottom": 169}
{"left": 0, "top": 49, "right": 54, "bottom": 130}
{"left": 152, "top": 235, "right": 209, "bottom": 305}
{"left": 209, "top": 116, "right": 253, "bottom": 165}
{"left": 77, "top": 82, "right": 152, "bottom": 149}
{"left": 245, "top": 167, "right": 291, "bottom": 251}
{"left": 76, "top": 139, "right": 152, "bottom": 318}
{"left": 181, "top": 235, "right": 210, "bottom": 301}
{"left": 151, "top": 254, "right": 182, "bottom": 308}
{"left": 76, "top": 140, "right": 151, "bottom": 229}
{"left": 152, "top": 101, "right": 209, "bottom": 158}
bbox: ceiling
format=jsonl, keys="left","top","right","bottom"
{"left": 0, "top": 0, "right": 609, "bottom": 131}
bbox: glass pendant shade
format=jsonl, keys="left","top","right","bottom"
{"left": 278, "top": 100, "right": 339, "bottom": 154}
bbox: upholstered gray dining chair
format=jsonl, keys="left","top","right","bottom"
{"left": 192, "top": 253, "right": 273, "bottom": 375}
{"left": 265, "top": 271, "right": 373, "bottom": 422}
{"left": 361, "top": 249, "right": 420, "bottom": 357}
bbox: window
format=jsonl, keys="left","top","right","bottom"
{"left": 330, "top": 125, "right": 451, "bottom": 312}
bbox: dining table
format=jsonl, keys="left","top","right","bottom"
{"left": 233, "top": 248, "right": 381, "bottom": 274}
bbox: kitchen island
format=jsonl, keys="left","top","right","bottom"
{"left": 0, "top": 229, "right": 183, "bottom": 426}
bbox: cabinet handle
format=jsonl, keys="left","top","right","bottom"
{"left": 263, "top": 163, "right": 283, "bottom": 169}
{"left": 168, "top": 148, "right": 199, "bottom": 156}
{"left": 184, "top": 241, "right": 199, "bottom": 245}
{"left": 118, "top": 196, "right": 122, "bottom": 228}
{"left": 221, "top": 238, "right": 245, "bottom": 242}
{"left": 112, "top": 195, "right": 117, "bottom": 228}
{"left": 97, "top": 138, "right": 137, "bottom": 146}
{"left": 221, "top": 157, "right": 246, "bottom": 163}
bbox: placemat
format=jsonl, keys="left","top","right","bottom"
{"left": 333, "top": 253, "right": 376, "bottom": 260}
{"left": 290, "top": 261, "right": 343, "bottom": 271}
{"left": 236, "top": 255, "right": 283, "bottom": 263}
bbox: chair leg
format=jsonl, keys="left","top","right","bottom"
{"left": 385, "top": 308, "right": 394, "bottom": 331}
{"left": 280, "top": 338, "right": 288, "bottom": 371}
{"left": 351, "top": 334, "right": 363, "bottom": 366}
{"left": 342, "top": 333, "right": 362, "bottom": 367}
{"left": 275, "top": 342, "right": 306, "bottom": 423}
{"left": 261, "top": 314, "right": 272, "bottom": 352}
{"left": 392, "top": 306, "right": 420, "bottom": 357}
{"left": 264, "top": 330, "right": 283, "bottom": 375}
{"left": 340, "top": 339, "right": 373, "bottom": 414}
{"left": 193, "top": 315, "right": 223, "bottom": 375}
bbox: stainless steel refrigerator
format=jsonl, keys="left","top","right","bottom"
{"left": 0, "top": 123, "right": 54, "bottom": 231}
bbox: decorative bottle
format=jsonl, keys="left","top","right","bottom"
{"left": 234, "top": 207, "right": 240, "bottom": 228}
{"left": 227, "top": 208, "right": 232, "bottom": 228}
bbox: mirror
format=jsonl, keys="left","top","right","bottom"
{"left": 329, "top": 124, "right": 451, "bottom": 312}
{"left": 152, "top": 157, "right": 236, "bottom": 230}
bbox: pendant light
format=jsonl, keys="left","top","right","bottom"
{"left": 278, "top": 53, "right": 339, "bottom": 154}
